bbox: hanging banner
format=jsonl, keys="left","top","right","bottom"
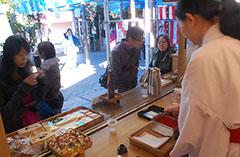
{"left": 157, "top": 20, "right": 168, "bottom": 36}
{"left": 169, "top": 5, "right": 177, "bottom": 19}
{"left": 116, "top": 21, "right": 128, "bottom": 42}
{"left": 158, "top": 6, "right": 168, "bottom": 19}
{"left": 169, "top": 20, "right": 179, "bottom": 50}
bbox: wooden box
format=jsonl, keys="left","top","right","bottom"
{"left": 41, "top": 106, "right": 104, "bottom": 132}
{"left": 129, "top": 120, "right": 177, "bottom": 156}
{"left": 99, "top": 93, "right": 123, "bottom": 104}
{"left": 7, "top": 106, "right": 103, "bottom": 156}
{"left": 48, "top": 129, "right": 92, "bottom": 157}
{"left": 17, "top": 122, "right": 43, "bottom": 137}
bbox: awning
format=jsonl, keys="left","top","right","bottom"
{"left": 12, "top": 0, "right": 175, "bottom": 15}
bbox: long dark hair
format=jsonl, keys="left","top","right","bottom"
{"left": 175, "top": 0, "right": 240, "bottom": 40}
{"left": 1, "top": 35, "right": 31, "bottom": 82}
{"left": 37, "top": 41, "right": 56, "bottom": 60}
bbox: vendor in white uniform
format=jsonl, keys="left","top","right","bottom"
{"left": 164, "top": 0, "right": 240, "bottom": 156}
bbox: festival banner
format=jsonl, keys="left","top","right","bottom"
{"left": 158, "top": 5, "right": 168, "bottom": 19}
{"left": 116, "top": 21, "right": 128, "bottom": 42}
{"left": 168, "top": 5, "right": 176, "bottom": 19}
{"left": 157, "top": 20, "right": 168, "bottom": 36}
{"left": 169, "top": 20, "right": 179, "bottom": 50}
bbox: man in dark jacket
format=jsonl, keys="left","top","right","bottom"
{"left": 111, "top": 26, "right": 144, "bottom": 93}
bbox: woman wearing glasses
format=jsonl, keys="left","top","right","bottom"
{"left": 149, "top": 35, "right": 176, "bottom": 74}
{"left": 140, "top": 35, "right": 176, "bottom": 83}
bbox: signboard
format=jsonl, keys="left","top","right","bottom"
{"left": 116, "top": 21, "right": 128, "bottom": 42}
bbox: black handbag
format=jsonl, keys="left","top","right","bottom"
{"left": 99, "top": 65, "right": 110, "bottom": 89}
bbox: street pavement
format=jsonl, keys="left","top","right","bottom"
{"left": 58, "top": 51, "right": 146, "bottom": 112}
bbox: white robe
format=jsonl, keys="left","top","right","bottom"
{"left": 170, "top": 24, "right": 240, "bottom": 157}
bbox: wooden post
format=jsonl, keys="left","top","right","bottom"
{"left": 82, "top": 4, "right": 90, "bottom": 65}
{"left": 177, "top": 30, "right": 187, "bottom": 87}
{"left": 98, "top": 15, "right": 102, "bottom": 50}
{"left": 0, "top": 113, "right": 11, "bottom": 157}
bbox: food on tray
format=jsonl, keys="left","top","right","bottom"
{"left": 77, "top": 117, "right": 93, "bottom": 124}
{"left": 162, "top": 73, "right": 177, "bottom": 79}
{"left": 51, "top": 114, "right": 76, "bottom": 126}
{"left": 7, "top": 136, "right": 29, "bottom": 154}
{"left": 41, "top": 121, "right": 59, "bottom": 131}
{"left": 6, "top": 107, "right": 102, "bottom": 157}
{"left": 79, "top": 109, "right": 89, "bottom": 113}
{"left": 29, "top": 131, "right": 55, "bottom": 145}
{"left": 72, "top": 112, "right": 85, "bottom": 117}
{"left": 17, "top": 123, "right": 43, "bottom": 136}
{"left": 88, "top": 113, "right": 99, "bottom": 118}
{"left": 48, "top": 129, "right": 91, "bottom": 156}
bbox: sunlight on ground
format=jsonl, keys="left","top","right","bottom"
{"left": 139, "top": 65, "right": 147, "bottom": 70}
{"left": 99, "top": 61, "right": 108, "bottom": 68}
{"left": 60, "top": 63, "right": 96, "bottom": 89}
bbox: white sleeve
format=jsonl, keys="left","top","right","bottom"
{"left": 170, "top": 53, "right": 230, "bottom": 157}
{"left": 170, "top": 94, "right": 230, "bottom": 157}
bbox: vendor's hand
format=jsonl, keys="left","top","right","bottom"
{"left": 164, "top": 104, "right": 180, "bottom": 118}
{"left": 37, "top": 70, "right": 44, "bottom": 79}
{"left": 24, "top": 74, "right": 38, "bottom": 86}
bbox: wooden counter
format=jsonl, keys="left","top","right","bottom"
{"left": 85, "top": 93, "right": 175, "bottom": 157}
{"left": 5, "top": 79, "right": 177, "bottom": 157}
{"left": 91, "top": 79, "right": 175, "bottom": 119}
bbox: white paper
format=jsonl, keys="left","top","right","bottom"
{"left": 133, "top": 132, "right": 169, "bottom": 148}
{"left": 151, "top": 123, "right": 174, "bottom": 137}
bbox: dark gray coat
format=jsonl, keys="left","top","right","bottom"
{"left": 111, "top": 39, "right": 140, "bottom": 92}
{"left": 41, "top": 57, "right": 63, "bottom": 113}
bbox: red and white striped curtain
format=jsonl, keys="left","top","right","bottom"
{"left": 168, "top": 5, "right": 176, "bottom": 19}
{"left": 158, "top": 5, "right": 168, "bottom": 19}
{"left": 157, "top": 5, "right": 178, "bottom": 50}
{"left": 169, "top": 20, "right": 178, "bottom": 50}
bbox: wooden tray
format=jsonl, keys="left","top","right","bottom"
{"left": 99, "top": 93, "right": 123, "bottom": 104}
{"left": 129, "top": 122, "right": 176, "bottom": 156}
{"left": 7, "top": 106, "right": 103, "bottom": 156}
{"left": 41, "top": 106, "right": 104, "bottom": 132}
{"left": 161, "top": 72, "right": 177, "bottom": 82}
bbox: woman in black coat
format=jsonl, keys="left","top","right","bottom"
{"left": 0, "top": 35, "right": 46, "bottom": 133}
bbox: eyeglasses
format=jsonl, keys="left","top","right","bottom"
{"left": 158, "top": 41, "right": 167, "bottom": 44}
{"left": 135, "top": 38, "right": 145, "bottom": 42}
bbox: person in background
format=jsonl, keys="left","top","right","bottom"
{"left": 111, "top": 26, "right": 144, "bottom": 93}
{"left": 63, "top": 28, "right": 80, "bottom": 69}
{"left": 139, "top": 35, "right": 176, "bottom": 83}
{"left": 0, "top": 35, "right": 46, "bottom": 133}
{"left": 37, "top": 41, "right": 64, "bottom": 114}
{"left": 150, "top": 35, "right": 176, "bottom": 74}
{"left": 164, "top": 0, "right": 240, "bottom": 156}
